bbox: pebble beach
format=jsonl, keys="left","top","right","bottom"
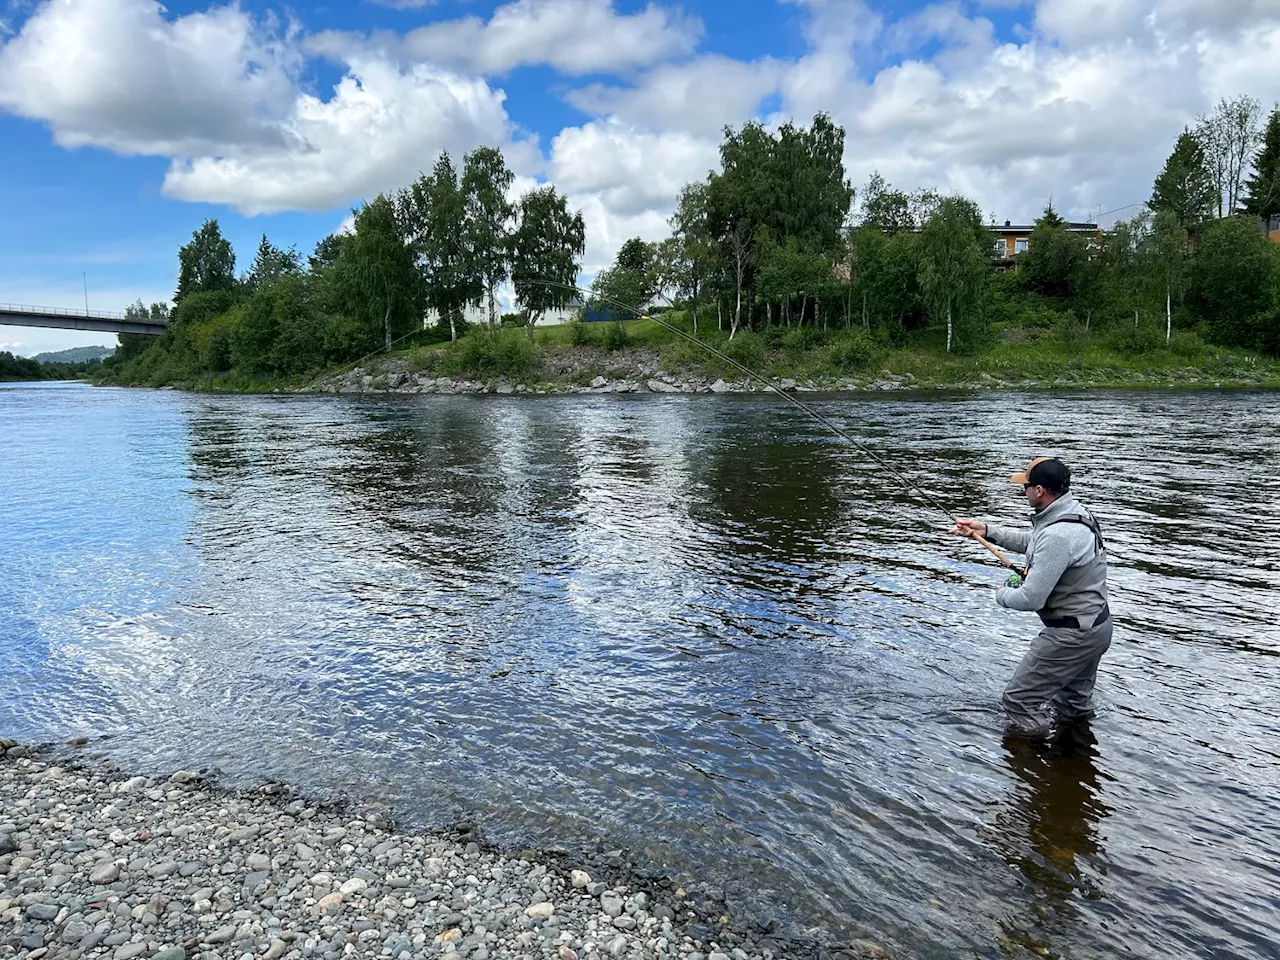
{"left": 0, "top": 743, "right": 886, "bottom": 960}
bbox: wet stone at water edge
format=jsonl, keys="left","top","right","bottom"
{"left": 0, "top": 748, "right": 868, "bottom": 960}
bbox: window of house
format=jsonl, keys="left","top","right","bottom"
{"left": 993, "top": 239, "right": 1008, "bottom": 257}
{"left": 1015, "top": 238, "right": 1029, "bottom": 254}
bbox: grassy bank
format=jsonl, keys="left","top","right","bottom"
{"left": 100, "top": 311, "right": 1280, "bottom": 394}
{"left": 333, "top": 313, "right": 1280, "bottom": 393}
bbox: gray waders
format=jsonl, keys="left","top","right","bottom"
{"left": 1003, "top": 605, "right": 1112, "bottom": 737}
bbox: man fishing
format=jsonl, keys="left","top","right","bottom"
{"left": 950, "top": 457, "right": 1111, "bottom": 738}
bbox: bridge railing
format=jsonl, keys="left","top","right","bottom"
{"left": 0, "top": 302, "right": 134, "bottom": 321}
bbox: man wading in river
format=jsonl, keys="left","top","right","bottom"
{"left": 951, "top": 458, "right": 1111, "bottom": 738}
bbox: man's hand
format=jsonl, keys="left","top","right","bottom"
{"left": 949, "top": 518, "right": 988, "bottom": 540}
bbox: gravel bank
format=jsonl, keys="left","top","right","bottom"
{"left": 0, "top": 744, "right": 888, "bottom": 960}
{"left": 306, "top": 351, "right": 921, "bottom": 397}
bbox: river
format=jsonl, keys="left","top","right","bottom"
{"left": 2, "top": 381, "right": 1278, "bottom": 959}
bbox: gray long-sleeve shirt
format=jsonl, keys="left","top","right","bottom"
{"left": 984, "top": 493, "right": 1107, "bottom": 615}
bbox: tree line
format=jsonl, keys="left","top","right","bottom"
{"left": 0, "top": 352, "right": 104, "bottom": 382}
{"left": 111, "top": 95, "right": 1280, "bottom": 385}
{"left": 590, "top": 98, "right": 1280, "bottom": 357}
{"left": 108, "top": 147, "right": 586, "bottom": 383}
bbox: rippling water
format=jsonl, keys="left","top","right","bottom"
{"left": 3, "top": 381, "right": 1279, "bottom": 958}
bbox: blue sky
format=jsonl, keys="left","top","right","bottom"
{"left": 3, "top": 0, "right": 1279, "bottom": 355}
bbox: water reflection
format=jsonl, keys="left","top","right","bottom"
{"left": 994, "top": 726, "right": 1110, "bottom": 954}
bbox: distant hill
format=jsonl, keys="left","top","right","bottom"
{"left": 32, "top": 345, "right": 115, "bottom": 364}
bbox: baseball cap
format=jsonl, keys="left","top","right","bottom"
{"left": 1010, "top": 457, "right": 1071, "bottom": 492}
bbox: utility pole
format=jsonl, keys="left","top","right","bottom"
{"left": 83, "top": 273, "right": 89, "bottom": 316}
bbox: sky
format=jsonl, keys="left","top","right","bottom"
{"left": 2, "top": 0, "right": 1279, "bottom": 356}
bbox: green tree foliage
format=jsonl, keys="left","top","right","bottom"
{"left": 1151, "top": 131, "right": 1217, "bottom": 228}
{"left": 859, "top": 172, "right": 938, "bottom": 231}
{"left": 400, "top": 153, "right": 477, "bottom": 342}
{"left": 849, "top": 225, "right": 921, "bottom": 338}
{"left": 705, "top": 113, "right": 854, "bottom": 333}
{"left": 590, "top": 237, "right": 657, "bottom": 317}
{"left": 918, "top": 197, "right": 990, "bottom": 353}
{"left": 1021, "top": 203, "right": 1088, "bottom": 298}
{"left": 756, "top": 233, "right": 831, "bottom": 327}
{"left": 243, "top": 235, "right": 302, "bottom": 293}
{"left": 510, "top": 185, "right": 586, "bottom": 335}
{"left": 661, "top": 182, "right": 717, "bottom": 330}
{"left": 105, "top": 111, "right": 1280, "bottom": 391}
{"left": 0, "top": 352, "right": 98, "bottom": 381}
{"left": 1243, "top": 105, "right": 1280, "bottom": 228}
{"left": 1194, "top": 95, "right": 1262, "bottom": 218}
{"left": 348, "top": 195, "right": 422, "bottom": 352}
{"left": 175, "top": 220, "right": 236, "bottom": 304}
{"left": 1190, "top": 215, "right": 1280, "bottom": 348}
{"left": 461, "top": 146, "right": 515, "bottom": 327}
{"left": 1142, "top": 210, "right": 1189, "bottom": 344}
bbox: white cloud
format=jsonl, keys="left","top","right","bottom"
{"left": 549, "top": 120, "right": 718, "bottom": 266}
{"left": 782, "top": 0, "right": 882, "bottom": 54}
{"left": 565, "top": 55, "right": 783, "bottom": 136}
{"left": 1200, "top": 22, "right": 1280, "bottom": 104}
{"left": 164, "top": 57, "right": 531, "bottom": 214}
{"left": 886, "top": 1, "right": 997, "bottom": 56}
{"left": 0, "top": 0, "right": 541, "bottom": 214}
{"left": 1034, "top": 0, "right": 1149, "bottom": 47}
{"left": 553, "top": 0, "right": 1280, "bottom": 272}
{"left": 0, "top": 0, "right": 300, "bottom": 155}
{"left": 311, "top": 0, "right": 703, "bottom": 78}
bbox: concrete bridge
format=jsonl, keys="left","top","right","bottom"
{"left": 0, "top": 303, "right": 168, "bottom": 336}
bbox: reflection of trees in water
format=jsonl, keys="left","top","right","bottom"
{"left": 989, "top": 725, "right": 1111, "bottom": 956}
{"left": 688, "top": 413, "right": 851, "bottom": 593}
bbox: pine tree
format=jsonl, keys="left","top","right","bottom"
{"left": 244, "top": 234, "right": 301, "bottom": 293}
{"left": 1243, "top": 105, "right": 1280, "bottom": 232}
{"left": 175, "top": 220, "right": 236, "bottom": 304}
{"left": 1151, "top": 131, "right": 1216, "bottom": 229}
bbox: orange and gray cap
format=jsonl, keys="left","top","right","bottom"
{"left": 1010, "top": 457, "right": 1071, "bottom": 492}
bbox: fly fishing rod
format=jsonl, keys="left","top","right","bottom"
{"left": 530, "top": 279, "right": 1027, "bottom": 581}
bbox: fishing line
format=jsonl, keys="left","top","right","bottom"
{"left": 303, "top": 326, "right": 428, "bottom": 392}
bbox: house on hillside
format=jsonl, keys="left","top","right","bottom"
{"left": 988, "top": 219, "right": 1102, "bottom": 269}
{"left": 424, "top": 303, "right": 491, "bottom": 329}
{"left": 1263, "top": 215, "right": 1280, "bottom": 242}
{"left": 423, "top": 296, "right": 585, "bottom": 329}
{"left": 536, "top": 297, "right": 586, "bottom": 325}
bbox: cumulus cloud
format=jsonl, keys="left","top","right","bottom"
{"left": 548, "top": 120, "right": 719, "bottom": 266}
{"left": 165, "top": 58, "right": 532, "bottom": 214}
{"left": 311, "top": 0, "right": 703, "bottom": 77}
{"left": 0, "top": 0, "right": 300, "bottom": 155}
{"left": 0, "top": 0, "right": 541, "bottom": 214}
{"left": 565, "top": 55, "right": 783, "bottom": 136}
{"left": 1033, "top": 0, "right": 1149, "bottom": 47}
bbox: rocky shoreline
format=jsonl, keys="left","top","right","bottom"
{"left": 309, "top": 352, "right": 920, "bottom": 397}
{"left": 306, "top": 349, "right": 1268, "bottom": 397}
{"left": 0, "top": 742, "right": 887, "bottom": 960}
